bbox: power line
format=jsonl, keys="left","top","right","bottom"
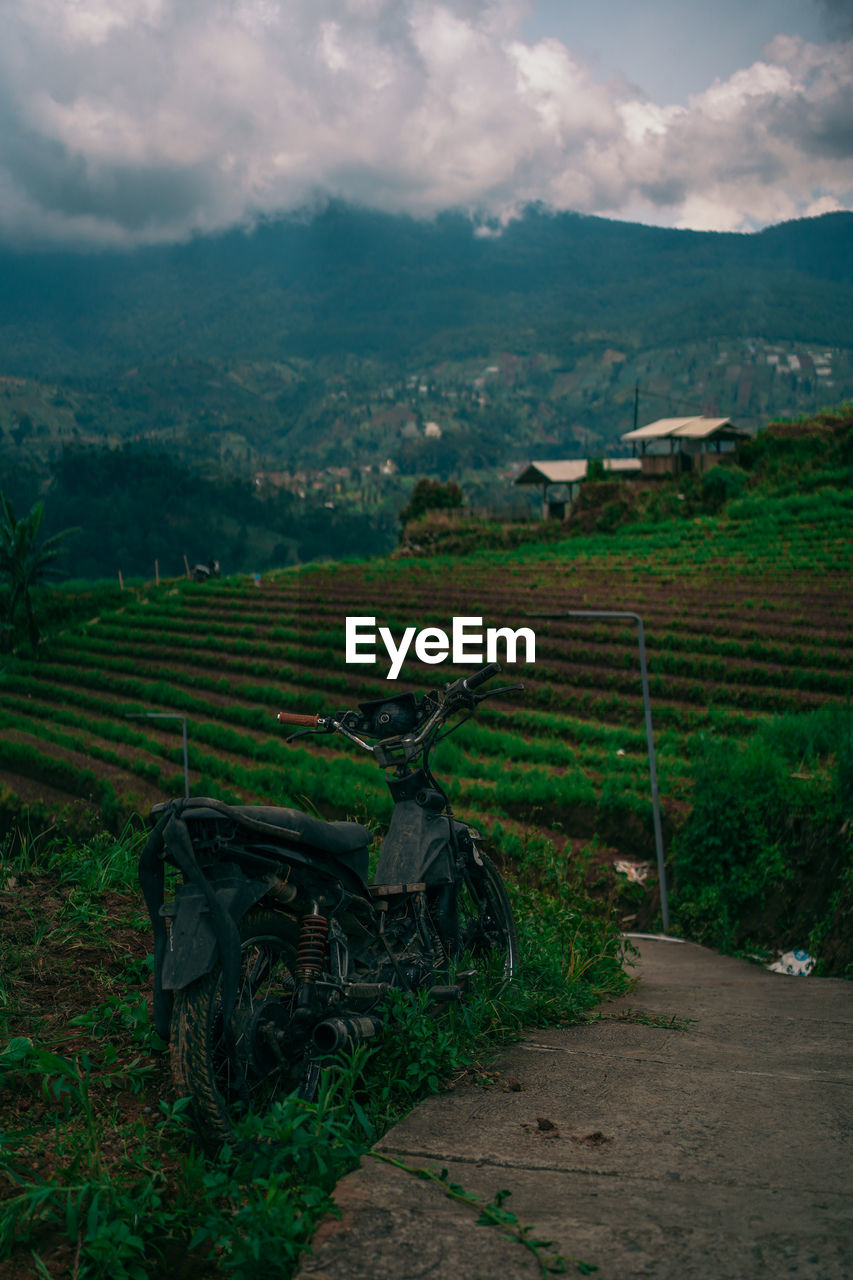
{"left": 634, "top": 380, "right": 707, "bottom": 419}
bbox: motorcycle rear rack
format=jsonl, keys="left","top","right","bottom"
{"left": 369, "top": 881, "right": 427, "bottom": 898}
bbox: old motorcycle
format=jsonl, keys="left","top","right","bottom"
{"left": 139, "top": 662, "right": 520, "bottom": 1148}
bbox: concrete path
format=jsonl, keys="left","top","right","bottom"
{"left": 296, "top": 939, "right": 853, "bottom": 1280}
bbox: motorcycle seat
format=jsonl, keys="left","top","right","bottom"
{"left": 231, "top": 804, "right": 371, "bottom": 859}
{"left": 150, "top": 798, "right": 371, "bottom": 863}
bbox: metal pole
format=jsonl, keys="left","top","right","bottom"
{"left": 530, "top": 610, "right": 670, "bottom": 933}
{"left": 181, "top": 716, "right": 189, "bottom": 793}
{"left": 635, "top": 615, "right": 668, "bottom": 932}
{"left": 124, "top": 713, "right": 190, "bottom": 799}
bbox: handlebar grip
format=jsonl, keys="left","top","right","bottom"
{"left": 463, "top": 662, "right": 502, "bottom": 691}
{"left": 277, "top": 712, "right": 321, "bottom": 727}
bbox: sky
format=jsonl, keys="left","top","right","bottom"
{"left": 1, "top": 0, "right": 852, "bottom": 248}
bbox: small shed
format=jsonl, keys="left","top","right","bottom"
{"left": 622, "top": 417, "right": 749, "bottom": 476}
{"left": 514, "top": 458, "right": 642, "bottom": 518}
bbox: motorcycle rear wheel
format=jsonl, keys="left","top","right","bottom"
{"left": 456, "top": 852, "right": 520, "bottom": 984}
{"left": 170, "top": 910, "right": 306, "bottom": 1151}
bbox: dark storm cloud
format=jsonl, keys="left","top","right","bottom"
{"left": 806, "top": 108, "right": 853, "bottom": 157}
{"left": 3, "top": 125, "right": 214, "bottom": 230}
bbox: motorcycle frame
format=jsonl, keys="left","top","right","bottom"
{"left": 139, "top": 671, "right": 513, "bottom": 1049}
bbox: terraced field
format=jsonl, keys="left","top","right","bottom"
{"left": 2, "top": 497, "right": 851, "bottom": 899}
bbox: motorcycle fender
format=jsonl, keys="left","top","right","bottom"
{"left": 161, "top": 877, "right": 270, "bottom": 991}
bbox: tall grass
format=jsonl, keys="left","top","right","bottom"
{"left": 670, "top": 706, "right": 853, "bottom": 971}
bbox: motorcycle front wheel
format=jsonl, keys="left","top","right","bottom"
{"left": 170, "top": 910, "right": 307, "bottom": 1151}
{"left": 456, "top": 852, "right": 520, "bottom": 984}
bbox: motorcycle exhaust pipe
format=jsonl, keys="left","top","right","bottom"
{"left": 313, "top": 1013, "right": 383, "bottom": 1055}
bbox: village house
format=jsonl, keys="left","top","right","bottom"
{"left": 621, "top": 416, "right": 750, "bottom": 476}
{"left": 514, "top": 457, "right": 641, "bottom": 518}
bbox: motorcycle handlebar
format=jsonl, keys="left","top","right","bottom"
{"left": 277, "top": 663, "right": 508, "bottom": 745}
{"left": 460, "top": 662, "right": 502, "bottom": 692}
{"left": 277, "top": 711, "right": 321, "bottom": 727}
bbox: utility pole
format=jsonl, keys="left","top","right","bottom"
{"left": 633, "top": 381, "right": 639, "bottom": 433}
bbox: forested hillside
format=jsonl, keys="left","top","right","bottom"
{"left": 1, "top": 206, "right": 852, "bottom": 485}
{"left": 3, "top": 206, "right": 853, "bottom": 374}
{"left": 1, "top": 447, "right": 398, "bottom": 580}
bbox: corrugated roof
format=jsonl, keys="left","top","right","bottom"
{"left": 622, "top": 416, "right": 747, "bottom": 442}
{"left": 514, "top": 457, "right": 643, "bottom": 485}
{"left": 623, "top": 417, "right": 698, "bottom": 440}
{"left": 514, "top": 460, "right": 588, "bottom": 484}
{"left": 674, "top": 417, "right": 746, "bottom": 439}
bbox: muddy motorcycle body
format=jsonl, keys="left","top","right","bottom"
{"left": 139, "top": 664, "right": 519, "bottom": 1149}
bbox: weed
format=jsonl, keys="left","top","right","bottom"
{"left": 69, "top": 993, "right": 167, "bottom": 1055}
{"left": 586, "top": 1008, "right": 697, "bottom": 1032}
{"left": 371, "top": 1154, "right": 597, "bottom": 1276}
{"left": 0, "top": 1039, "right": 173, "bottom": 1279}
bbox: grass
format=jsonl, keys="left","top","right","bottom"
{"left": 669, "top": 705, "right": 853, "bottom": 971}
{"left": 0, "top": 817, "right": 630, "bottom": 1279}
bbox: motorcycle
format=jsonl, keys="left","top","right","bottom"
{"left": 138, "top": 662, "right": 520, "bottom": 1149}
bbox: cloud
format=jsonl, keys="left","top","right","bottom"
{"left": 0, "top": 0, "right": 851, "bottom": 245}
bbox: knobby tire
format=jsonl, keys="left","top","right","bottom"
{"left": 170, "top": 910, "right": 303, "bottom": 1151}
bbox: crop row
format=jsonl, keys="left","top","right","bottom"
{"left": 31, "top": 637, "right": 811, "bottom": 739}
{"left": 152, "top": 537, "right": 850, "bottom": 593}
{"left": 52, "top": 623, "right": 849, "bottom": 722}
{"left": 7, "top": 630, "right": 705, "bottom": 839}
{"left": 70, "top": 590, "right": 851, "bottom": 684}
{"left": 168, "top": 567, "right": 848, "bottom": 613}
{"left": 132, "top": 579, "right": 852, "bottom": 651}
{"left": 7, "top": 666, "right": 702, "bottom": 780}
{"left": 78, "top": 604, "right": 850, "bottom": 676}
{"left": 7, "top": 664, "right": 693, "bottom": 797}
{"left": 1, "top": 683, "right": 667, "bottom": 840}
{"left": 0, "top": 733, "right": 117, "bottom": 806}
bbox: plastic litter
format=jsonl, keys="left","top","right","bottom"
{"left": 766, "top": 949, "right": 815, "bottom": 976}
{"left": 614, "top": 860, "right": 650, "bottom": 884}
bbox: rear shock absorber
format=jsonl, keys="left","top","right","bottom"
{"left": 296, "top": 908, "right": 329, "bottom": 982}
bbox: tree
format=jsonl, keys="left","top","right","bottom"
{"left": 398, "top": 478, "right": 464, "bottom": 526}
{"left": 0, "top": 493, "right": 76, "bottom": 652}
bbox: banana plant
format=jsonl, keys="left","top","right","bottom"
{"left": 0, "top": 492, "right": 76, "bottom": 652}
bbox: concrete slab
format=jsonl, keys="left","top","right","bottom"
{"left": 296, "top": 940, "right": 853, "bottom": 1280}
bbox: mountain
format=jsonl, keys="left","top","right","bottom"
{"left": 1, "top": 205, "right": 852, "bottom": 377}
